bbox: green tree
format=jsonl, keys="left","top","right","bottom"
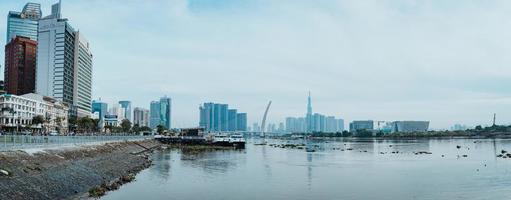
{"left": 31, "top": 115, "right": 45, "bottom": 125}
{"left": 120, "top": 119, "right": 132, "bottom": 133}
{"left": 132, "top": 124, "right": 140, "bottom": 133}
{"left": 156, "top": 124, "right": 166, "bottom": 135}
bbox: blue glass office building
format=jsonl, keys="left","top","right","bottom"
{"left": 6, "top": 3, "right": 41, "bottom": 42}
{"left": 149, "top": 97, "right": 172, "bottom": 129}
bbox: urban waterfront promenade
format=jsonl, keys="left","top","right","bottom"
{"left": 0, "top": 134, "right": 151, "bottom": 151}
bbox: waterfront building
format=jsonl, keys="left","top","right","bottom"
{"left": 73, "top": 32, "right": 93, "bottom": 117}
{"left": 36, "top": 1, "right": 75, "bottom": 105}
{"left": 199, "top": 102, "right": 245, "bottom": 132}
{"left": 391, "top": 121, "right": 429, "bottom": 133}
{"left": 149, "top": 97, "right": 172, "bottom": 129}
{"left": 6, "top": 3, "right": 41, "bottom": 42}
{"left": 236, "top": 113, "right": 247, "bottom": 131}
{"left": 228, "top": 109, "right": 237, "bottom": 131}
{"left": 349, "top": 120, "right": 374, "bottom": 132}
{"left": 133, "top": 107, "right": 149, "bottom": 127}
{"left": 36, "top": 1, "right": 93, "bottom": 118}
{"left": 118, "top": 101, "right": 132, "bottom": 122}
{"left": 0, "top": 93, "right": 68, "bottom": 133}
{"left": 159, "top": 97, "right": 172, "bottom": 129}
{"left": 149, "top": 101, "right": 160, "bottom": 129}
{"left": 91, "top": 100, "right": 107, "bottom": 130}
{"left": 4, "top": 36, "right": 37, "bottom": 95}
{"left": 104, "top": 114, "right": 119, "bottom": 127}
{"left": 337, "top": 118, "right": 345, "bottom": 132}
{"left": 285, "top": 117, "right": 306, "bottom": 133}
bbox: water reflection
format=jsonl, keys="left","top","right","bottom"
{"left": 103, "top": 138, "right": 511, "bottom": 200}
{"left": 179, "top": 149, "right": 245, "bottom": 175}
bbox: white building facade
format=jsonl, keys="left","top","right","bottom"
{"left": 0, "top": 93, "right": 68, "bottom": 133}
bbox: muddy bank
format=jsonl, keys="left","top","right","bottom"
{"left": 0, "top": 140, "right": 160, "bottom": 200}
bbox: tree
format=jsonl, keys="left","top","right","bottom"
{"left": 132, "top": 124, "right": 140, "bottom": 133}
{"left": 475, "top": 125, "right": 483, "bottom": 131}
{"left": 139, "top": 126, "right": 152, "bottom": 132}
{"left": 156, "top": 124, "right": 166, "bottom": 135}
{"left": 31, "top": 115, "right": 45, "bottom": 125}
{"left": 120, "top": 119, "right": 132, "bottom": 133}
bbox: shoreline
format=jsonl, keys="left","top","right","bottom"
{"left": 0, "top": 140, "right": 160, "bottom": 200}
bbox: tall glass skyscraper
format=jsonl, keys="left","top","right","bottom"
{"left": 149, "top": 101, "right": 160, "bottom": 129}
{"left": 199, "top": 102, "right": 246, "bottom": 132}
{"left": 149, "top": 97, "right": 172, "bottom": 129}
{"left": 6, "top": 3, "right": 41, "bottom": 42}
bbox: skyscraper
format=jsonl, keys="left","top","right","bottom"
{"left": 306, "top": 91, "right": 313, "bottom": 132}
{"left": 36, "top": 1, "right": 75, "bottom": 105}
{"left": 199, "top": 102, "right": 245, "bottom": 132}
{"left": 149, "top": 101, "right": 160, "bottom": 129}
{"left": 159, "top": 97, "right": 172, "bottom": 129}
{"left": 133, "top": 107, "right": 149, "bottom": 127}
{"left": 149, "top": 97, "right": 172, "bottom": 129}
{"left": 4, "top": 36, "right": 37, "bottom": 95}
{"left": 236, "top": 113, "right": 247, "bottom": 131}
{"left": 6, "top": 3, "right": 41, "bottom": 42}
{"left": 36, "top": 1, "right": 93, "bottom": 118}
{"left": 118, "top": 101, "right": 132, "bottom": 122}
{"left": 92, "top": 100, "right": 108, "bottom": 130}
{"left": 73, "top": 32, "right": 93, "bottom": 117}
{"left": 228, "top": 109, "right": 238, "bottom": 131}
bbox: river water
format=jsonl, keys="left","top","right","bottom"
{"left": 102, "top": 138, "right": 511, "bottom": 200}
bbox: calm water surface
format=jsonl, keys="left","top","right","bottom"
{"left": 102, "top": 138, "right": 511, "bottom": 200}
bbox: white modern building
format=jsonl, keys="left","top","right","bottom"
{"left": 73, "top": 31, "right": 93, "bottom": 117}
{"left": 36, "top": 1, "right": 92, "bottom": 117}
{"left": 0, "top": 93, "right": 68, "bottom": 133}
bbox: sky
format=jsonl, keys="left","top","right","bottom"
{"left": 0, "top": 0, "right": 510, "bottom": 129}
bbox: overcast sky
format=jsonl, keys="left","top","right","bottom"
{"left": 1, "top": 0, "right": 510, "bottom": 129}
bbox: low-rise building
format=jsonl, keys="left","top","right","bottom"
{"left": 0, "top": 93, "right": 68, "bottom": 133}
{"left": 391, "top": 121, "right": 429, "bottom": 133}
{"left": 104, "top": 114, "right": 120, "bottom": 127}
{"left": 349, "top": 120, "right": 374, "bottom": 132}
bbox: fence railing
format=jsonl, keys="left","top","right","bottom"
{"left": 0, "top": 134, "right": 153, "bottom": 151}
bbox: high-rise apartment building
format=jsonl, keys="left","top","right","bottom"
{"left": 236, "top": 113, "right": 247, "bottom": 131}
{"left": 73, "top": 32, "right": 93, "bottom": 117}
{"left": 133, "top": 107, "right": 149, "bottom": 127}
{"left": 6, "top": 3, "right": 41, "bottom": 42}
{"left": 4, "top": 36, "right": 37, "bottom": 95}
{"left": 199, "top": 102, "right": 246, "bottom": 132}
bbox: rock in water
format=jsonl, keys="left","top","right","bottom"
{"left": 0, "top": 169, "right": 9, "bottom": 176}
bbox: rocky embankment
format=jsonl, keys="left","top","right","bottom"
{"left": 0, "top": 140, "right": 160, "bottom": 200}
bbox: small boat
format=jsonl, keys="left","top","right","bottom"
{"left": 212, "top": 134, "right": 230, "bottom": 146}
{"left": 229, "top": 134, "right": 246, "bottom": 148}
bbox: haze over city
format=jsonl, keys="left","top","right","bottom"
{"left": 1, "top": 0, "right": 510, "bottom": 129}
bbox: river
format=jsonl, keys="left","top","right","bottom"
{"left": 102, "top": 138, "right": 511, "bottom": 200}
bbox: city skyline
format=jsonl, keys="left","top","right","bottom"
{"left": 1, "top": 1, "right": 510, "bottom": 129}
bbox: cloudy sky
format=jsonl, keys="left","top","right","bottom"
{"left": 1, "top": 0, "right": 510, "bottom": 129}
